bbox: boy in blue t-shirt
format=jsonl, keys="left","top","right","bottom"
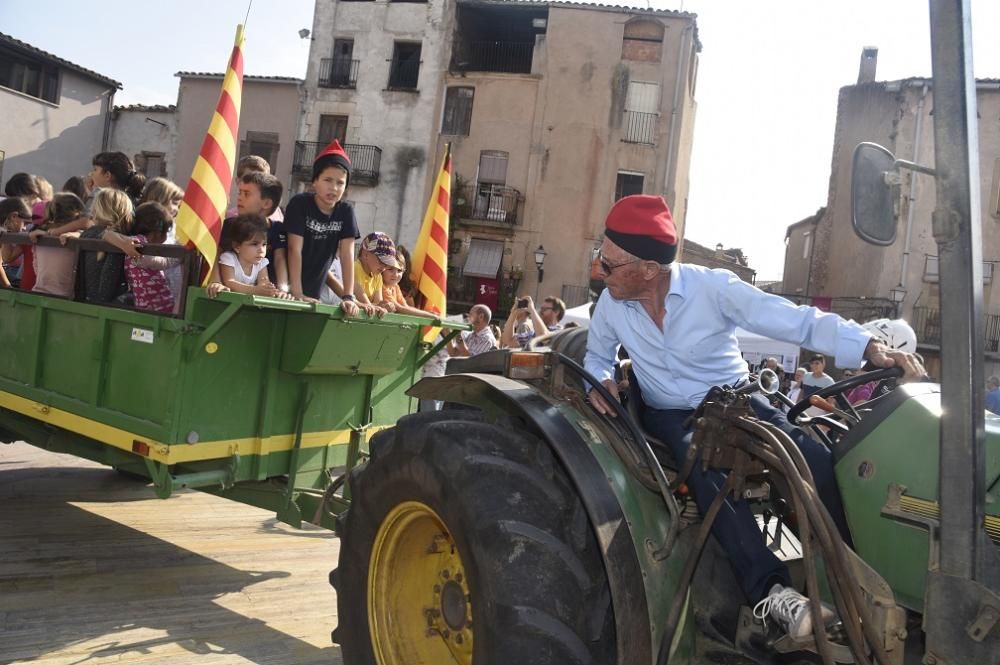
{"left": 284, "top": 140, "right": 360, "bottom": 316}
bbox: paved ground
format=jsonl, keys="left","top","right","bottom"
{"left": 0, "top": 441, "right": 343, "bottom": 664}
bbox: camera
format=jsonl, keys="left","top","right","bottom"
{"left": 517, "top": 298, "right": 529, "bottom": 308}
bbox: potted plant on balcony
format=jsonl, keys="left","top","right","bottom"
{"left": 452, "top": 174, "right": 472, "bottom": 219}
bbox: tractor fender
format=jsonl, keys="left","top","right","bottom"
{"left": 409, "top": 372, "right": 654, "bottom": 665}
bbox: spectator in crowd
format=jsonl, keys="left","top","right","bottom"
{"left": 124, "top": 202, "right": 180, "bottom": 313}
{"left": 77, "top": 189, "right": 135, "bottom": 304}
{"left": 396, "top": 245, "right": 417, "bottom": 306}
{"left": 379, "top": 248, "right": 435, "bottom": 317}
{"left": 226, "top": 155, "right": 284, "bottom": 223}
{"left": 3, "top": 173, "right": 41, "bottom": 206}
{"left": 89, "top": 152, "right": 146, "bottom": 204}
{"left": 31, "top": 193, "right": 89, "bottom": 298}
{"left": 353, "top": 232, "right": 395, "bottom": 314}
{"left": 285, "top": 140, "right": 359, "bottom": 314}
{"left": 62, "top": 176, "right": 91, "bottom": 203}
{"left": 584, "top": 194, "right": 925, "bottom": 640}
{"left": 210, "top": 214, "right": 287, "bottom": 299}
{"left": 0, "top": 197, "right": 33, "bottom": 286}
{"left": 33, "top": 176, "right": 53, "bottom": 202}
{"left": 449, "top": 304, "right": 497, "bottom": 357}
{"left": 140, "top": 177, "right": 186, "bottom": 299}
{"left": 786, "top": 367, "right": 807, "bottom": 404}
{"left": 985, "top": 376, "right": 1000, "bottom": 415}
{"left": 501, "top": 295, "right": 566, "bottom": 349}
{"left": 800, "top": 353, "right": 835, "bottom": 399}
{"left": 233, "top": 172, "right": 286, "bottom": 289}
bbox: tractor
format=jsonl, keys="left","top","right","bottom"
{"left": 330, "top": 2, "right": 1000, "bottom": 664}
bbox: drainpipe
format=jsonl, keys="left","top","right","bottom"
{"left": 663, "top": 21, "right": 693, "bottom": 205}
{"left": 896, "top": 83, "right": 928, "bottom": 317}
{"left": 101, "top": 88, "right": 116, "bottom": 151}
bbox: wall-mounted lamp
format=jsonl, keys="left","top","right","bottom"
{"left": 534, "top": 245, "right": 548, "bottom": 283}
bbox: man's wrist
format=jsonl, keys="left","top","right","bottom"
{"left": 341, "top": 294, "right": 355, "bottom": 301}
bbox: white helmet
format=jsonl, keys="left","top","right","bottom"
{"left": 862, "top": 318, "right": 918, "bottom": 352}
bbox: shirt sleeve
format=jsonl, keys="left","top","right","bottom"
{"left": 337, "top": 203, "right": 360, "bottom": 241}
{"left": 713, "top": 270, "right": 872, "bottom": 369}
{"left": 218, "top": 252, "right": 238, "bottom": 269}
{"left": 283, "top": 195, "right": 307, "bottom": 238}
{"left": 584, "top": 292, "right": 620, "bottom": 385}
{"left": 269, "top": 221, "right": 287, "bottom": 250}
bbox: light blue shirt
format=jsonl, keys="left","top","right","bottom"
{"left": 584, "top": 263, "right": 873, "bottom": 410}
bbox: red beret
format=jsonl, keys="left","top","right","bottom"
{"left": 604, "top": 195, "right": 677, "bottom": 264}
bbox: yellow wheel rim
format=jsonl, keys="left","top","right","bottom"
{"left": 368, "top": 501, "right": 473, "bottom": 665}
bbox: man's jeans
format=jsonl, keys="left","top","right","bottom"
{"left": 641, "top": 394, "right": 851, "bottom": 603}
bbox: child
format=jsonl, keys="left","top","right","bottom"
{"left": 124, "top": 202, "right": 180, "bottom": 313}
{"left": 77, "top": 189, "right": 134, "bottom": 304}
{"left": 379, "top": 249, "right": 435, "bottom": 317}
{"left": 285, "top": 140, "right": 359, "bottom": 315}
{"left": 234, "top": 172, "right": 286, "bottom": 289}
{"left": 3, "top": 173, "right": 41, "bottom": 205}
{"left": 211, "top": 214, "right": 289, "bottom": 298}
{"left": 31, "top": 193, "right": 89, "bottom": 298}
{"left": 89, "top": 152, "right": 146, "bottom": 205}
{"left": 139, "top": 177, "right": 185, "bottom": 298}
{"left": 0, "top": 197, "right": 33, "bottom": 287}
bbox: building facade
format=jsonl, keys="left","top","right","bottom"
{"left": 108, "top": 104, "right": 177, "bottom": 180}
{"left": 298, "top": 0, "right": 699, "bottom": 314}
{"left": 0, "top": 32, "right": 120, "bottom": 188}
{"left": 784, "top": 49, "right": 1000, "bottom": 376}
{"left": 174, "top": 73, "right": 303, "bottom": 205}
{"left": 680, "top": 239, "right": 756, "bottom": 284}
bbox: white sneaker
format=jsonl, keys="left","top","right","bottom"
{"left": 752, "top": 584, "right": 836, "bottom": 640}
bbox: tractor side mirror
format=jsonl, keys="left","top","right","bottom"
{"left": 851, "top": 142, "right": 900, "bottom": 246}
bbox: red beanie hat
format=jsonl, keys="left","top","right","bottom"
{"left": 604, "top": 195, "right": 677, "bottom": 264}
{"left": 313, "top": 139, "right": 352, "bottom": 183}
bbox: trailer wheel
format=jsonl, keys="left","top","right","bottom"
{"left": 332, "top": 410, "right": 615, "bottom": 665}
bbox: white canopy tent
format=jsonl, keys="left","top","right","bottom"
{"left": 559, "top": 304, "right": 800, "bottom": 373}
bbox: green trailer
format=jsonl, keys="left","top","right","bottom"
{"left": 0, "top": 254, "right": 462, "bottom": 531}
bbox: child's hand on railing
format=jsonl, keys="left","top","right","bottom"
{"left": 206, "top": 282, "right": 230, "bottom": 298}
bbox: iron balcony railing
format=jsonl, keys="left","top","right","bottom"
{"left": 293, "top": 141, "right": 382, "bottom": 187}
{"left": 911, "top": 305, "right": 1000, "bottom": 352}
{"left": 453, "top": 184, "right": 522, "bottom": 226}
{"left": 623, "top": 111, "right": 658, "bottom": 145}
{"left": 451, "top": 41, "right": 534, "bottom": 74}
{"left": 318, "top": 58, "right": 360, "bottom": 89}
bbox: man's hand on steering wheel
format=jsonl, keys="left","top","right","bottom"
{"left": 863, "top": 338, "right": 926, "bottom": 382}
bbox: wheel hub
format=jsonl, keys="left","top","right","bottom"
{"left": 368, "top": 501, "right": 473, "bottom": 665}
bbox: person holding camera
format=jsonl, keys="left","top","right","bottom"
{"left": 447, "top": 304, "right": 498, "bottom": 357}
{"left": 500, "top": 295, "right": 566, "bottom": 349}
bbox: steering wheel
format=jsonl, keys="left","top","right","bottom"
{"left": 786, "top": 366, "right": 904, "bottom": 425}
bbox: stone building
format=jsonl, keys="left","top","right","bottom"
{"left": 680, "top": 239, "right": 756, "bottom": 284}
{"left": 0, "top": 32, "right": 120, "bottom": 188}
{"left": 298, "top": 0, "right": 699, "bottom": 313}
{"left": 783, "top": 48, "right": 1000, "bottom": 375}
{"left": 108, "top": 105, "right": 177, "bottom": 180}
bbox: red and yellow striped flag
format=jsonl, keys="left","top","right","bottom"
{"left": 410, "top": 144, "right": 451, "bottom": 342}
{"left": 175, "top": 24, "right": 245, "bottom": 285}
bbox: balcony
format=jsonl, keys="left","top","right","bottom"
{"left": 451, "top": 41, "right": 534, "bottom": 74}
{"left": 912, "top": 306, "right": 1000, "bottom": 353}
{"left": 318, "top": 57, "right": 359, "bottom": 89}
{"left": 622, "top": 111, "right": 658, "bottom": 145}
{"left": 453, "top": 184, "right": 523, "bottom": 227}
{"left": 293, "top": 141, "right": 382, "bottom": 187}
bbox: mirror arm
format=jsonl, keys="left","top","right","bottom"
{"left": 894, "top": 158, "right": 937, "bottom": 177}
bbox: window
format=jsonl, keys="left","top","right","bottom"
{"left": 621, "top": 19, "right": 664, "bottom": 63}
{"left": 623, "top": 81, "right": 659, "bottom": 144}
{"left": 442, "top": 87, "right": 474, "bottom": 135}
{"left": 240, "top": 131, "right": 280, "bottom": 172}
{"left": 925, "top": 255, "right": 994, "bottom": 284}
{"left": 0, "top": 46, "right": 60, "bottom": 103}
{"left": 477, "top": 151, "right": 508, "bottom": 185}
{"left": 141, "top": 152, "right": 165, "bottom": 178}
{"left": 388, "top": 42, "right": 421, "bottom": 90}
{"left": 319, "top": 114, "right": 349, "bottom": 144}
{"left": 802, "top": 231, "right": 811, "bottom": 260}
{"left": 615, "top": 172, "right": 644, "bottom": 201}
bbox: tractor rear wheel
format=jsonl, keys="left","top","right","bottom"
{"left": 332, "top": 410, "right": 615, "bottom": 665}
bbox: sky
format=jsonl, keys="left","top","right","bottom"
{"left": 2, "top": 0, "right": 999, "bottom": 281}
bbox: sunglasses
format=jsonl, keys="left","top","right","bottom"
{"left": 597, "top": 251, "right": 640, "bottom": 274}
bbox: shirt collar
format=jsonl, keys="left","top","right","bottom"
{"left": 667, "top": 262, "right": 686, "bottom": 300}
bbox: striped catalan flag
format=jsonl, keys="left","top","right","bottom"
{"left": 175, "top": 24, "right": 245, "bottom": 285}
{"left": 410, "top": 144, "right": 451, "bottom": 342}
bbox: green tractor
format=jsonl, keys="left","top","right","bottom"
{"left": 330, "top": 4, "right": 1000, "bottom": 665}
